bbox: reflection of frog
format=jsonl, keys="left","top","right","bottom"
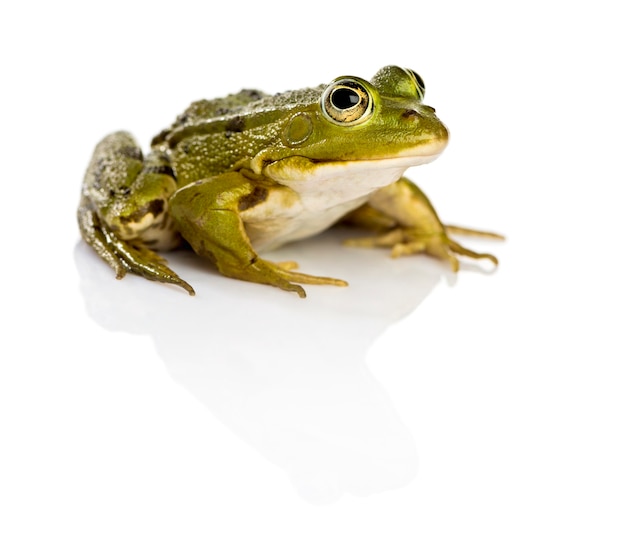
{"left": 78, "top": 65, "right": 501, "bottom": 297}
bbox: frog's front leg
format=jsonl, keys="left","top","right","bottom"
{"left": 169, "top": 171, "right": 347, "bottom": 298}
{"left": 77, "top": 132, "right": 195, "bottom": 295}
{"left": 345, "top": 177, "right": 503, "bottom": 271}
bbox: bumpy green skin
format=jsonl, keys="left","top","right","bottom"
{"left": 78, "top": 65, "right": 500, "bottom": 297}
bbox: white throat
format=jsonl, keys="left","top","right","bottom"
{"left": 246, "top": 154, "right": 440, "bottom": 251}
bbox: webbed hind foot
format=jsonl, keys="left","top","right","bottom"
{"left": 78, "top": 203, "right": 195, "bottom": 295}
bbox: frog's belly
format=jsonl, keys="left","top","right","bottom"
{"left": 243, "top": 157, "right": 428, "bottom": 252}
{"left": 245, "top": 195, "right": 367, "bottom": 252}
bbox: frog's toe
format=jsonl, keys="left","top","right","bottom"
{"left": 421, "top": 235, "right": 498, "bottom": 271}
{"left": 273, "top": 260, "right": 299, "bottom": 271}
{"left": 344, "top": 228, "right": 404, "bottom": 249}
{"left": 268, "top": 260, "right": 347, "bottom": 288}
{"left": 78, "top": 205, "right": 125, "bottom": 274}
{"left": 344, "top": 227, "right": 498, "bottom": 271}
{"left": 390, "top": 240, "right": 426, "bottom": 258}
{"left": 222, "top": 258, "right": 347, "bottom": 298}
{"left": 445, "top": 225, "right": 505, "bottom": 241}
{"left": 105, "top": 228, "right": 195, "bottom": 295}
{"left": 388, "top": 232, "right": 460, "bottom": 270}
{"left": 448, "top": 239, "right": 499, "bottom": 267}
{"left": 221, "top": 258, "right": 306, "bottom": 297}
{"left": 78, "top": 205, "right": 195, "bottom": 295}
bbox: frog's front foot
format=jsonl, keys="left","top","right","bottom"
{"left": 169, "top": 171, "right": 349, "bottom": 297}
{"left": 218, "top": 257, "right": 348, "bottom": 298}
{"left": 344, "top": 225, "right": 502, "bottom": 272}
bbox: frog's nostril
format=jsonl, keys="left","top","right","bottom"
{"left": 402, "top": 109, "right": 420, "bottom": 119}
{"left": 402, "top": 106, "right": 437, "bottom": 120}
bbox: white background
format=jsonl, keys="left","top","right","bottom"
{"left": 1, "top": 1, "right": 625, "bottom": 534}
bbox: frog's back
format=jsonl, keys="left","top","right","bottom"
{"left": 152, "top": 87, "right": 324, "bottom": 185}
{"left": 151, "top": 89, "right": 269, "bottom": 145}
{"left": 154, "top": 86, "right": 324, "bottom": 141}
{"left": 174, "top": 89, "right": 270, "bottom": 127}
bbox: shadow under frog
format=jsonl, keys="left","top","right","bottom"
{"left": 74, "top": 227, "right": 449, "bottom": 504}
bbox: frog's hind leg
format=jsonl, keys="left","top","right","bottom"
{"left": 77, "top": 201, "right": 195, "bottom": 295}
{"left": 77, "top": 132, "right": 195, "bottom": 295}
{"left": 77, "top": 196, "right": 129, "bottom": 279}
{"left": 343, "top": 178, "right": 503, "bottom": 271}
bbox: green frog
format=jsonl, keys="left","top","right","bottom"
{"left": 78, "top": 65, "right": 501, "bottom": 297}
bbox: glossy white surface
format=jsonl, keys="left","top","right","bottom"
{"left": 2, "top": 1, "right": 625, "bottom": 534}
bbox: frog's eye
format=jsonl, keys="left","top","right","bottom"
{"left": 406, "top": 69, "right": 426, "bottom": 101}
{"left": 321, "top": 79, "right": 373, "bottom": 125}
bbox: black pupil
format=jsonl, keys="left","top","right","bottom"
{"left": 331, "top": 88, "right": 360, "bottom": 109}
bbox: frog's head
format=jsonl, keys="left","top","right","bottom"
{"left": 254, "top": 66, "right": 449, "bottom": 184}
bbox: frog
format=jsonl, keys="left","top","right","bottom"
{"left": 77, "top": 65, "right": 502, "bottom": 298}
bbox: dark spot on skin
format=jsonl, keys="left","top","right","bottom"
{"left": 249, "top": 255, "right": 260, "bottom": 266}
{"left": 225, "top": 116, "right": 245, "bottom": 133}
{"left": 144, "top": 165, "right": 175, "bottom": 177}
{"left": 180, "top": 143, "right": 190, "bottom": 154}
{"left": 119, "top": 199, "right": 165, "bottom": 224}
{"left": 147, "top": 198, "right": 165, "bottom": 215}
{"left": 242, "top": 89, "right": 263, "bottom": 100}
{"left": 108, "top": 186, "right": 131, "bottom": 198}
{"left": 238, "top": 186, "right": 268, "bottom": 212}
{"left": 118, "top": 146, "right": 143, "bottom": 161}
{"left": 402, "top": 109, "right": 420, "bottom": 119}
{"left": 215, "top": 107, "right": 231, "bottom": 116}
{"left": 151, "top": 129, "right": 170, "bottom": 146}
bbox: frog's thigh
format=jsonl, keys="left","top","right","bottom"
{"left": 79, "top": 132, "right": 143, "bottom": 276}
{"left": 80, "top": 132, "right": 177, "bottom": 237}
